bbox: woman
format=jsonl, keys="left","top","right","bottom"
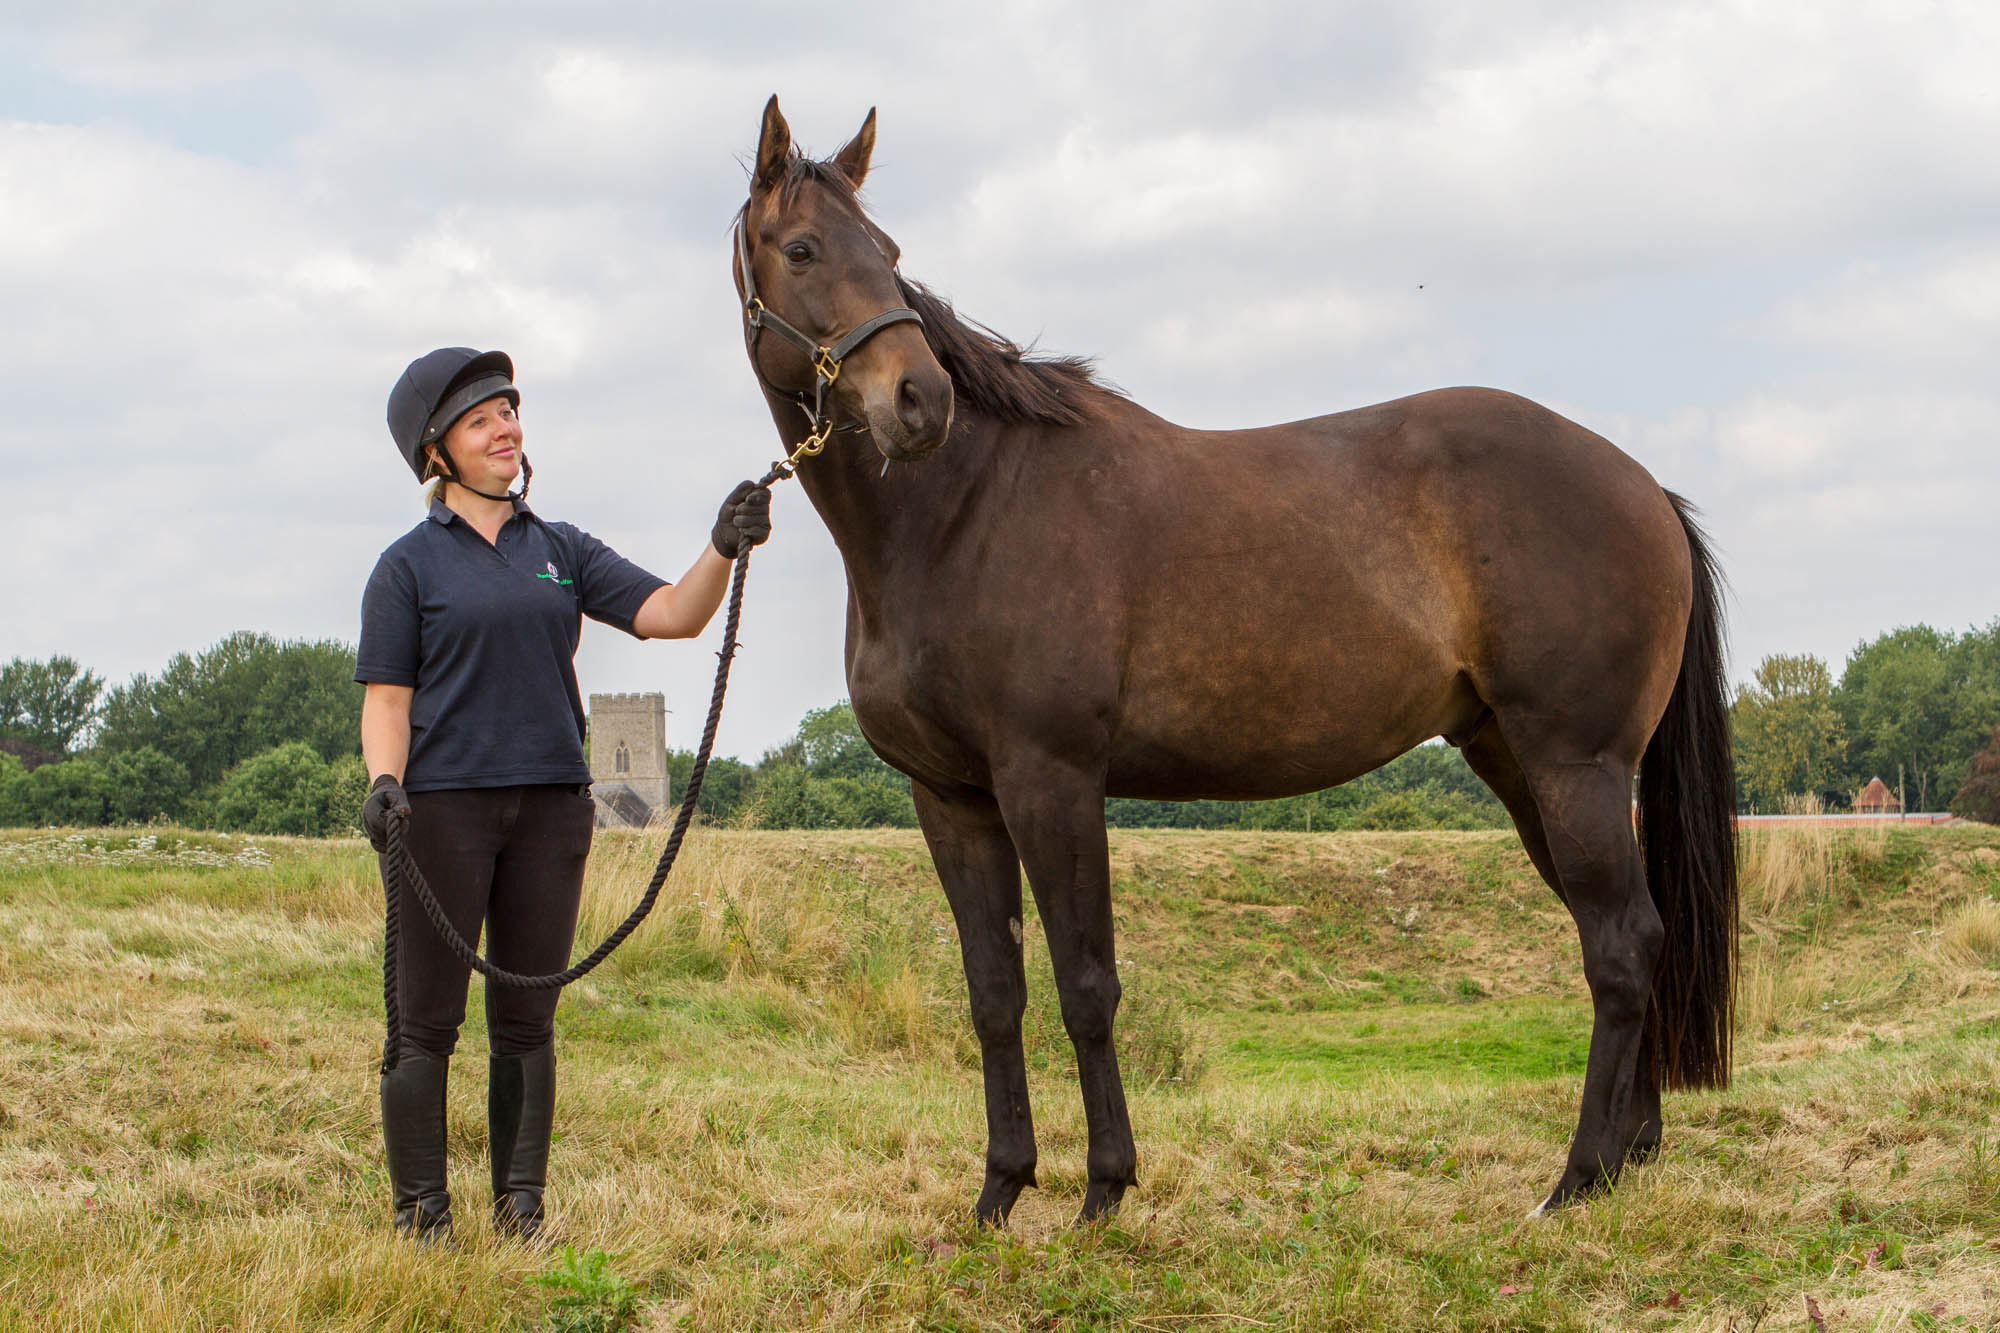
{"left": 356, "top": 346, "right": 770, "bottom": 1243}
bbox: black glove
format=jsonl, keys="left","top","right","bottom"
{"left": 710, "top": 480, "right": 773, "bottom": 559}
{"left": 362, "top": 774, "right": 409, "bottom": 854}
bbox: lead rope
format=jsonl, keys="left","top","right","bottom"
{"left": 380, "top": 462, "right": 790, "bottom": 1074}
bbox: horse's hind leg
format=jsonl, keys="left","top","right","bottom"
{"left": 992, "top": 765, "right": 1137, "bottom": 1223}
{"left": 1503, "top": 740, "right": 1665, "bottom": 1213}
{"left": 1461, "top": 723, "right": 1563, "bottom": 904}
{"left": 912, "top": 782, "right": 1038, "bottom": 1226}
{"left": 1463, "top": 725, "right": 1662, "bottom": 1166}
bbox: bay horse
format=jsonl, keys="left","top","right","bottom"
{"left": 731, "top": 97, "right": 1736, "bottom": 1223}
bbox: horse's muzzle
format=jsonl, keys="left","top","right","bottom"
{"left": 868, "top": 367, "right": 953, "bottom": 460}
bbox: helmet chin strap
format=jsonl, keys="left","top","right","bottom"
{"left": 434, "top": 450, "right": 532, "bottom": 503}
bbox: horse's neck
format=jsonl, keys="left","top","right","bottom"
{"left": 786, "top": 405, "right": 1003, "bottom": 593}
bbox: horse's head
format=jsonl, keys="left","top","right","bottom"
{"left": 736, "top": 97, "right": 953, "bottom": 463}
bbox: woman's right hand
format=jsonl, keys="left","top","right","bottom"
{"left": 710, "top": 481, "right": 773, "bottom": 559}
{"left": 362, "top": 775, "right": 410, "bottom": 852}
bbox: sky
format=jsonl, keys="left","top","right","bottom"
{"left": 2, "top": 1, "right": 1995, "bottom": 761}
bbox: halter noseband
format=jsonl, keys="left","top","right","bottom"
{"left": 735, "top": 219, "right": 924, "bottom": 475}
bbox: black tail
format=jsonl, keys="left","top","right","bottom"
{"left": 1638, "top": 493, "right": 1738, "bottom": 1090}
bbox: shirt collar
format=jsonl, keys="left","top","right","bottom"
{"left": 426, "top": 495, "right": 533, "bottom": 527}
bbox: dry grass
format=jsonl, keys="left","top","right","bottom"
{"left": 1941, "top": 895, "right": 2000, "bottom": 966}
{"left": 2, "top": 821, "right": 1998, "bottom": 1330}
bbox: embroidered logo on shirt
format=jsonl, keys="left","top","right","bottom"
{"left": 536, "top": 561, "right": 574, "bottom": 586}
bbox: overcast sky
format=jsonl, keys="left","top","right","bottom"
{"left": 3, "top": 2, "right": 1995, "bottom": 761}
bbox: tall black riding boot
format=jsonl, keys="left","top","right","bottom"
{"left": 490, "top": 1043, "right": 555, "bottom": 1241}
{"left": 380, "top": 1045, "right": 453, "bottom": 1243}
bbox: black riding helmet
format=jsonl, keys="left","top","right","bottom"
{"left": 386, "top": 347, "right": 527, "bottom": 500}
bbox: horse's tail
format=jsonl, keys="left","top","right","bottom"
{"left": 1637, "top": 492, "right": 1738, "bottom": 1090}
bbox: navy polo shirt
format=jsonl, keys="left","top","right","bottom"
{"left": 355, "top": 498, "right": 668, "bottom": 793}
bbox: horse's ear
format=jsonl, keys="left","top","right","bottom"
{"left": 833, "top": 107, "right": 876, "bottom": 190}
{"left": 754, "top": 95, "right": 791, "bottom": 193}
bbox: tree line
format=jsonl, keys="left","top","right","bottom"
{"left": 666, "top": 701, "right": 1508, "bottom": 832}
{"left": 1731, "top": 620, "right": 2000, "bottom": 819}
{"left": 4, "top": 618, "right": 1996, "bottom": 835}
{"left": 0, "top": 635, "right": 369, "bottom": 835}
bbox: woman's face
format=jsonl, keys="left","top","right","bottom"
{"left": 434, "top": 395, "right": 522, "bottom": 493}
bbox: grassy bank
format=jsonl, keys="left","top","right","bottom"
{"left": 1, "top": 822, "right": 1997, "bottom": 1330}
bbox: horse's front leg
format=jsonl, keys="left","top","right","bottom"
{"left": 993, "top": 761, "right": 1136, "bottom": 1222}
{"left": 912, "top": 781, "right": 1038, "bottom": 1226}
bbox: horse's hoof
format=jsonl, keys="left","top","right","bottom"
{"left": 1075, "top": 1180, "right": 1127, "bottom": 1224}
{"left": 975, "top": 1175, "right": 1030, "bottom": 1229}
{"left": 1534, "top": 1165, "right": 1616, "bottom": 1217}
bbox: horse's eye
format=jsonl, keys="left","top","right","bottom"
{"left": 784, "top": 244, "right": 813, "bottom": 266}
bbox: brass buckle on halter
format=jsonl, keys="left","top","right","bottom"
{"left": 745, "top": 296, "right": 767, "bottom": 328}
{"left": 812, "top": 347, "right": 842, "bottom": 385}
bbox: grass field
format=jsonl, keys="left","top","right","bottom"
{"left": 1, "top": 819, "right": 1997, "bottom": 1330}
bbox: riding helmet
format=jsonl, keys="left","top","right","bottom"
{"left": 386, "top": 348, "right": 520, "bottom": 480}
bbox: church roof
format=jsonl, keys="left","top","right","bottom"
{"left": 595, "top": 783, "right": 655, "bottom": 828}
{"left": 1854, "top": 776, "right": 1900, "bottom": 811}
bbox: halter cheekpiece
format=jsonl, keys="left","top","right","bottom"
{"left": 735, "top": 220, "right": 924, "bottom": 475}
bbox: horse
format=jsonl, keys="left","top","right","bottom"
{"left": 730, "top": 97, "right": 1737, "bottom": 1225}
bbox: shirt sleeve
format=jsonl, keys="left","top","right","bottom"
{"left": 558, "top": 522, "right": 670, "bottom": 638}
{"left": 355, "top": 551, "right": 421, "bottom": 686}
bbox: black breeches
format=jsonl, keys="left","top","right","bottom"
{"left": 382, "top": 784, "right": 596, "bottom": 1059}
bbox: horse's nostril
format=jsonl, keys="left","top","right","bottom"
{"left": 896, "top": 376, "right": 927, "bottom": 430}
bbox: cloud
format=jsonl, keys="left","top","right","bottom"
{"left": 2, "top": 1, "right": 1997, "bottom": 760}
{"left": 1754, "top": 244, "right": 2000, "bottom": 372}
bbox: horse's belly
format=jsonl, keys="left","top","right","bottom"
{"left": 1103, "top": 631, "right": 1479, "bottom": 801}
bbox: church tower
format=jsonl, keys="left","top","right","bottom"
{"left": 586, "top": 693, "right": 669, "bottom": 826}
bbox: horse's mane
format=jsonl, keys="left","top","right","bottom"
{"left": 747, "top": 156, "right": 1120, "bottom": 428}
{"left": 893, "top": 277, "right": 1112, "bottom": 428}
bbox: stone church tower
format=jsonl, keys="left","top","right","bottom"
{"left": 587, "top": 693, "right": 669, "bottom": 827}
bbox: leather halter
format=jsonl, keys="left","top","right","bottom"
{"left": 735, "top": 218, "right": 924, "bottom": 474}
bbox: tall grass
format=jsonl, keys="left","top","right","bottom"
{"left": 5, "top": 823, "right": 2000, "bottom": 1329}
{"left": 1738, "top": 794, "right": 1884, "bottom": 918}
{"left": 573, "top": 828, "right": 1203, "bottom": 1082}
{"left": 1941, "top": 896, "right": 2000, "bottom": 966}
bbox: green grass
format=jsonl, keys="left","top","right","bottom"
{"left": 1, "top": 823, "right": 1998, "bottom": 1329}
{"left": 1216, "top": 1002, "right": 1590, "bottom": 1084}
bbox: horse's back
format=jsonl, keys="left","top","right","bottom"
{"left": 1087, "top": 387, "right": 1689, "bottom": 794}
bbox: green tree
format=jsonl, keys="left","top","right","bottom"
{"left": 817, "top": 775, "right": 918, "bottom": 827}
{"left": 327, "top": 754, "right": 370, "bottom": 836}
{"left": 748, "top": 763, "right": 838, "bottom": 829}
{"left": 10, "top": 758, "right": 111, "bottom": 826}
{"left": 0, "top": 753, "right": 27, "bottom": 824}
{"left": 665, "top": 750, "right": 755, "bottom": 824}
{"left": 734, "top": 700, "right": 915, "bottom": 829}
{"left": 213, "top": 742, "right": 340, "bottom": 836}
{"left": 96, "top": 632, "right": 362, "bottom": 787}
{"left": 1953, "top": 724, "right": 2000, "bottom": 825}
{"left": 1837, "top": 624, "right": 1999, "bottom": 812}
{"left": 1731, "top": 654, "right": 1846, "bottom": 810}
{"left": 1105, "top": 798, "right": 1247, "bottom": 829}
{"left": 795, "top": 701, "right": 898, "bottom": 781}
{"left": 0, "top": 655, "right": 105, "bottom": 755}
{"left": 101, "top": 746, "right": 193, "bottom": 824}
